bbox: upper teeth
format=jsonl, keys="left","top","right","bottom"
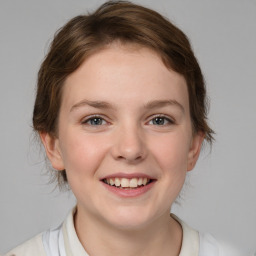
{"left": 105, "top": 177, "right": 150, "bottom": 188}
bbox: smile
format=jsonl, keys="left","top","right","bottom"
{"left": 102, "top": 177, "right": 152, "bottom": 189}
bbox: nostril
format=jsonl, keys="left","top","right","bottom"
{"left": 116, "top": 154, "right": 143, "bottom": 162}
{"left": 111, "top": 132, "right": 147, "bottom": 162}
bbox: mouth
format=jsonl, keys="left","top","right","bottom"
{"left": 102, "top": 177, "right": 154, "bottom": 190}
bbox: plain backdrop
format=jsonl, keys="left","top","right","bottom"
{"left": 0, "top": 0, "right": 255, "bottom": 254}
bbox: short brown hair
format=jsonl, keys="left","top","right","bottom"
{"left": 33, "top": 0, "right": 214, "bottom": 187}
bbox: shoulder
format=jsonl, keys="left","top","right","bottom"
{"left": 4, "top": 209, "right": 71, "bottom": 256}
{"left": 199, "top": 232, "right": 245, "bottom": 256}
{"left": 4, "top": 233, "right": 47, "bottom": 256}
{"left": 199, "top": 232, "right": 219, "bottom": 255}
{"left": 172, "top": 214, "right": 245, "bottom": 256}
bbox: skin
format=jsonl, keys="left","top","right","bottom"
{"left": 41, "top": 43, "right": 204, "bottom": 256}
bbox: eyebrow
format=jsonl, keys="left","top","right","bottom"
{"left": 70, "top": 99, "right": 184, "bottom": 113}
{"left": 144, "top": 99, "right": 185, "bottom": 113}
{"left": 70, "top": 100, "right": 113, "bottom": 112}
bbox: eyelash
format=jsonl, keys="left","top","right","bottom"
{"left": 81, "top": 115, "right": 107, "bottom": 126}
{"left": 147, "top": 115, "right": 175, "bottom": 126}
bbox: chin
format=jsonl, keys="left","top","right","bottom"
{"left": 104, "top": 206, "right": 159, "bottom": 231}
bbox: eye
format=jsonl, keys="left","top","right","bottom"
{"left": 82, "top": 116, "right": 107, "bottom": 126}
{"left": 148, "top": 115, "right": 174, "bottom": 126}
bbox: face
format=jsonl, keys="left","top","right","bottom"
{"left": 42, "top": 44, "right": 203, "bottom": 230}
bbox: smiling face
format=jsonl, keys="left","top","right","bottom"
{"left": 41, "top": 44, "right": 203, "bottom": 230}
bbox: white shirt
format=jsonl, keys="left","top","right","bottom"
{"left": 4, "top": 208, "right": 245, "bottom": 256}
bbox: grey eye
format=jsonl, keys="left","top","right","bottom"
{"left": 86, "top": 117, "right": 106, "bottom": 125}
{"left": 148, "top": 115, "right": 175, "bottom": 126}
{"left": 152, "top": 117, "right": 165, "bottom": 125}
{"left": 151, "top": 117, "right": 171, "bottom": 125}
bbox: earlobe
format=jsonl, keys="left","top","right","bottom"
{"left": 40, "top": 132, "right": 65, "bottom": 171}
{"left": 187, "top": 132, "right": 205, "bottom": 171}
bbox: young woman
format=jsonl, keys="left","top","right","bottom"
{"left": 5, "top": 1, "right": 243, "bottom": 255}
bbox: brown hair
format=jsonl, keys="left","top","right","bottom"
{"left": 33, "top": 0, "right": 214, "bottom": 187}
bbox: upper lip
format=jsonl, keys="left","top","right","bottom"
{"left": 101, "top": 172, "right": 156, "bottom": 180}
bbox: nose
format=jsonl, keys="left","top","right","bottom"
{"left": 111, "top": 124, "right": 147, "bottom": 163}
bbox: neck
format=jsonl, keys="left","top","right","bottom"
{"left": 74, "top": 207, "right": 182, "bottom": 256}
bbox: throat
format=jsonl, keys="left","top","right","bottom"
{"left": 74, "top": 206, "right": 182, "bottom": 256}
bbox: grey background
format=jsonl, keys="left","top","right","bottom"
{"left": 0, "top": 0, "right": 255, "bottom": 254}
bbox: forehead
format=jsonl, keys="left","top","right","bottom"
{"left": 62, "top": 43, "right": 189, "bottom": 111}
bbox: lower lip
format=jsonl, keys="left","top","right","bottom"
{"left": 101, "top": 181, "right": 156, "bottom": 198}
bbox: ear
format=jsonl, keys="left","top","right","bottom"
{"left": 40, "top": 132, "right": 65, "bottom": 171}
{"left": 187, "top": 132, "right": 205, "bottom": 171}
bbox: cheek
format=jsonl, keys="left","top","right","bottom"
{"left": 59, "top": 132, "right": 108, "bottom": 177}
{"left": 149, "top": 132, "right": 191, "bottom": 172}
{"left": 150, "top": 134, "right": 190, "bottom": 203}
